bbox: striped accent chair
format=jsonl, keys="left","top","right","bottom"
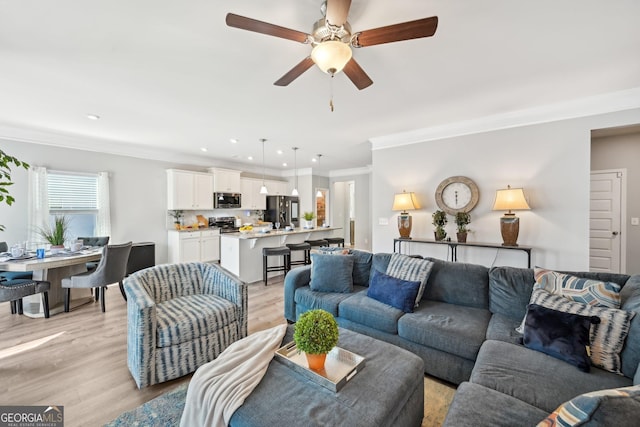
{"left": 124, "top": 262, "right": 247, "bottom": 388}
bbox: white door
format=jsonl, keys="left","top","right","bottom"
{"left": 589, "top": 170, "right": 624, "bottom": 273}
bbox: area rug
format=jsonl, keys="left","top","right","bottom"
{"left": 105, "top": 377, "right": 453, "bottom": 427}
{"left": 104, "top": 384, "right": 188, "bottom": 427}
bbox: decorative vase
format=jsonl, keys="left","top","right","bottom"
{"left": 434, "top": 229, "right": 446, "bottom": 241}
{"left": 50, "top": 244, "right": 65, "bottom": 254}
{"left": 305, "top": 353, "right": 327, "bottom": 371}
{"left": 303, "top": 220, "right": 314, "bottom": 229}
{"left": 457, "top": 232, "right": 467, "bottom": 243}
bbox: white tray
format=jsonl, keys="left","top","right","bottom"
{"left": 274, "top": 341, "right": 365, "bottom": 392}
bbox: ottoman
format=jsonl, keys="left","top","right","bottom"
{"left": 230, "top": 326, "right": 425, "bottom": 427}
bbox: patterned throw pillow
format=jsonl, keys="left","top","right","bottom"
{"left": 534, "top": 268, "right": 622, "bottom": 308}
{"left": 538, "top": 385, "right": 640, "bottom": 427}
{"left": 516, "top": 268, "right": 623, "bottom": 334}
{"left": 386, "top": 253, "right": 434, "bottom": 307}
{"left": 530, "top": 289, "right": 635, "bottom": 374}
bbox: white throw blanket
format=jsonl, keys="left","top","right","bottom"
{"left": 180, "top": 324, "right": 287, "bottom": 427}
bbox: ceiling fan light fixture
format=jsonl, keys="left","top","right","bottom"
{"left": 311, "top": 40, "right": 352, "bottom": 74}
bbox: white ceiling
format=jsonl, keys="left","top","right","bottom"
{"left": 1, "top": 0, "right": 639, "bottom": 174}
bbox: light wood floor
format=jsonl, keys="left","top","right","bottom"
{"left": 0, "top": 275, "right": 454, "bottom": 426}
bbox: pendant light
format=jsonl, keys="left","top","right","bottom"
{"left": 259, "top": 138, "right": 268, "bottom": 195}
{"left": 316, "top": 154, "right": 323, "bottom": 198}
{"left": 291, "top": 147, "right": 299, "bottom": 196}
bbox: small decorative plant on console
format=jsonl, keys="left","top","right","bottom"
{"left": 455, "top": 212, "right": 471, "bottom": 243}
{"left": 38, "top": 215, "right": 69, "bottom": 254}
{"left": 432, "top": 210, "right": 448, "bottom": 241}
{"left": 294, "top": 309, "right": 339, "bottom": 371}
{"left": 168, "top": 210, "right": 184, "bottom": 229}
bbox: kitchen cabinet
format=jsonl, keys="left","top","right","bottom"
{"left": 267, "top": 180, "right": 289, "bottom": 196}
{"left": 209, "top": 168, "right": 241, "bottom": 193}
{"left": 240, "top": 178, "right": 267, "bottom": 210}
{"left": 168, "top": 229, "right": 220, "bottom": 263}
{"left": 167, "top": 169, "right": 214, "bottom": 210}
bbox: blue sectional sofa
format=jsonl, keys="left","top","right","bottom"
{"left": 283, "top": 249, "right": 640, "bottom": 426}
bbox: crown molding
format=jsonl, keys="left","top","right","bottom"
{"left": 329, "top": 165, "right": 372, "bottom": 178}
{"left": 370, "top": 87, "right": 640, "bottom": 150}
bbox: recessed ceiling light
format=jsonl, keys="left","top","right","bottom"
{"left": 282, "top": 162, "right": 287, "bottom": 167}
{"left": 230, "top": 138, "right": 238, "bottom": 144}
{"left": 200, "top": 147, "right": 208, "bottom": 152}
{"left": 276, "top": 150, "right": 283, "bottom": 155}
{"left": 247, "top": 156, "right": 253, "bottom": 160}
{"left": 312, "top": 158, "right": 317, "bottom": 162}
{"left": 87, "top": 114, "right": 100, "bottom": 120}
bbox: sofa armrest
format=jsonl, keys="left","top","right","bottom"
{"left": 620, "top": 274, "right": 640, "bottom": 379}
{"left": 124, "top": 275, "right": 157, "bottom": 389}
{"left": 201, "top": 263, "right": 248, "bottom": 338}
{"left": 284, "top": 266, "right": 311, "bottom": 322}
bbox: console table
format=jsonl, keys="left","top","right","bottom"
{"left": 394, "top": 238, "right": 532, "bottom": 268}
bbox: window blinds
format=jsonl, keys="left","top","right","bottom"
{"left": 48, "top": 172, "right": 98, "bottom": 210}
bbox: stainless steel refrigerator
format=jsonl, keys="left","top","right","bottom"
{"left": 264, "top": 196, "right": 299, "bottom": 228}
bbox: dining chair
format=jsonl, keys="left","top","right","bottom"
{"left": 61, "top": 241, "right": 132, "bottom": 313}
{"left": 77, "top": 236, "right": 110, "bottom": 272}
{"left": 0, "top": 278, "right": 51, "bottom": 318}
{"left": 0, "top": 241, "right": 33, "bottom": 281}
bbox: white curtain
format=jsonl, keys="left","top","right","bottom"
{"left": 27, "top": 166, "right": 50, "bottom": 245}
{"left": 96, "top": 171, "right": 111, "bottom": 237}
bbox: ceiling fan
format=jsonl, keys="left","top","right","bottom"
{"left": 226, "top": 0, "right": 438, "bottom": 90}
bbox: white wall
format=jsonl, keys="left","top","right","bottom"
{"left": 371, "top": 108, "right": 640, "bottom": 271}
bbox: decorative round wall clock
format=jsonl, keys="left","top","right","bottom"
{"left": 435, "top": 176, "right": 479, "bottom": 215}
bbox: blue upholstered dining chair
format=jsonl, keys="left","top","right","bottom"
{"left": 0, "top": 241, "right": 33, "bottom": 281}
{"left": 61, "top": 242, "right": 132, "bottom": 313}
{"left": 124, "top": 262, "right": 248, "bottom": 388}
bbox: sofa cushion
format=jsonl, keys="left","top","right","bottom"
{"left": 294, "top": 285, "right": 366, "bottom": 318}
{"left": 338, "top": 290, "right": 405, "bottom": 334}
{"left": 310, "top": 248, "right": 373, "bottom": 287}
{"left": 471, "top": 340, "right": 633, "bottom": 413}
{"left": 489, "top": 266, "right": 535, "bottom": 320}
{"left": 443, "top": 382, "right": 549, "bottom": 427}
{"left": 529, "top": 289, "right": 635, "bottom": 375}
{"left": 156, "top": 293, "right": 237, "bottom": 348}
{"left": 386, "top": 253, "right": 434, "bottom": 307}
{"left": 423, "top": 257, "right": 489, "bottom": 309}
{"left": 371, "top": 253, "right": 393, "bottom": 280}
{"left": 523, "top": 304, "right": 600, "bottom": 372}
{"left": 539, "top": 385, "right": 640, "bottom": 427}
{"left": 398, "top": 301, "right": 491, "bottom": 361}
{"left": 534, "top": 267, "right": 622, "bottom": 308}
{"left": 486, "top": 313, "right": 523, "bottom": 344}
{"left": 620, "top": 276, "right": 640, "bottom": 378}
{"left": 310, "top": 253, "right": 354, "bottom": 293}
{"left": 367, "top": 268, "right": 421, "bottom": 313}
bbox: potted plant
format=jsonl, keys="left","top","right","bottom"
{"left": 302, "top": 211, "right": 316, "bottom": 229}
{"left": 168, "top": 210, "right": 184, "bottom": 230}
{"left": 432, "top": 210, "right": 448, "bottom": 241}
{"left": 38, "top": 215, "right": 69, "bottom": 253}
{"left": 294, "top": 309, "right": 339, "bottom": 371}
{"left": 455, "top": 212, "right": 471, "bottom": 243}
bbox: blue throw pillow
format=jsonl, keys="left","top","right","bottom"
{"left": 523, "top": 303, "right": 600, "bottom": 372}
{"left": 367, "top": 268, "right": 421, "bottom": 313}
{"left": 309, "top": 253, "right": 354, "bottom": 293}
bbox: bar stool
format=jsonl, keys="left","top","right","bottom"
{"left": 262, "top": 246, "right": 291, "bottom": 286}
{"left": 286, "top": 242, "right": 311, "bottom": 266}
{"left": 305, "top": 239, "right": 329, "bottom": 248}
{"left": 325, "top": 237, "right": 345, "bottom": 247}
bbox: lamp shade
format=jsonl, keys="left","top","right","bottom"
{"left": 392, "top": 192, "right": 418, "bottom": 213}
{"left": 311, "top": 40, "right": 352, "bottom": 75}
{"left": 492, "top": 186, "right": 530, "bottom": 212}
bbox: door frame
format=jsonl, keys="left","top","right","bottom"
{"left": 590, "top": 169, "right": 627, "bottom": 273}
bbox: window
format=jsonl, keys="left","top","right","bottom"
{"left": 47, "top": 171, "right": 99, "bottom": 239}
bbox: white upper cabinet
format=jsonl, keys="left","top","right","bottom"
{"left": 210, "top": 168, "right": 241, "bottom": 193}
{"left": 240, "top": 178, "right": 266, "bottom": 210}
{"left": 167, "top": 169, "right": 214, "bottom": 210}
{"left": 269, "top": 180, "right": 290, "bottom": 196}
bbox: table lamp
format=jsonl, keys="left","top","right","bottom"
{"left": 392, "top": 191, "right": 418, "bottom": 239}
{"left": 492, "top": 185, "right": 530, "bottom": 246}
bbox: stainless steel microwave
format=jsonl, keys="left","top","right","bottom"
{"left": 214, "top": 192, "right": 241, "bottom": 209}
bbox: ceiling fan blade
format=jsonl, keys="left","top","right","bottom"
{"left": 226, "top": 13, "right": 309, "bottom": 44}
{"left": 325, "top": 0, "right": 352, "bottom": 27}
{"left": 353, "top": 16, "right": 438, "bottom": 47}
{"left": 274, "top": 57, "right": 315, "bottom": 86}
{"left": 343, "top": 58, "right": 373, "bottom": 90}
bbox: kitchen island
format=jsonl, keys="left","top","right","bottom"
{"left": 220, "top": 227, "right": 342, "bottom": 283}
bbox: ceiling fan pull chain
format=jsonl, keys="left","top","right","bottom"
{"left": 329, "top": 74, "right": 335, "bottom": 112}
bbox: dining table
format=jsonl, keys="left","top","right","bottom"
{"left": 0, "top": 248, "right": 103, "bottom": 317}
